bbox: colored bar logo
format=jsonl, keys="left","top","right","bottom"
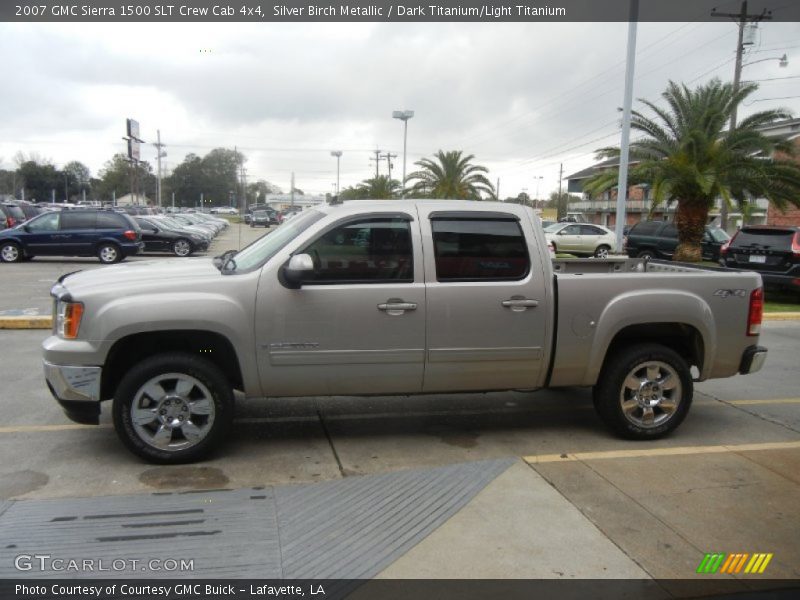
{"left": 697, "top": 553, "right": 773, "bottom": 574}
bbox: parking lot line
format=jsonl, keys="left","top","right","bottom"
{"left": 727, "top": 398, "right": 800, "bottom": 405}
{"left": 524, "top": 440, "right": 800, "bottom": 464}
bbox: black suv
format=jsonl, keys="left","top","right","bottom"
{"left": 625, "top": 220, "right": 730, "bottom": 262}
{"left": 721, "top": 226, "right": 800, "bottom": 295}
{"left": 0, "top": 209, "right": 143, "bottom": 263}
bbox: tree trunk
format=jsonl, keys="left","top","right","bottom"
{"left": 673, "top": 200, "right": 708, "bottom": 262}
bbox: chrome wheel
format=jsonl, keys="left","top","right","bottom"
{"left": 98, "top": 244, "right": 119, "bottom": 263}
{"left": 594, "top": 245, "right": 610, "bottom": 258}
{"left": 130, "top": 373, "right": 216, "bottom": 452}
{"left": 619, "top": 361, "right": 681, "bottom": 429}
{"left": 173, "top": 239, "right": 192, "bottom": 256}
{"left": 1, "top": 244, "right": 20, "bottom": 262}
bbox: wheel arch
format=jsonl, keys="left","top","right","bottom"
{"left": 102, "top": 330, "right": 244, "bottom": 401}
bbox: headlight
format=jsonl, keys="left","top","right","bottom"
{"left": 55, "top": 300, "right": 84, "bottom": 339}
{"left": 190, "top": 234, "right": 203, "bottom": 241}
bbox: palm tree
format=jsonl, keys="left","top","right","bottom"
{"left": 584, "top": 79, "right": 800, "bottom": 262}
{"left": 339, "top": 175, "right": 401, "bottom": 200}
{"left": 406, "top": 150, "right": 494, "bottom": 200}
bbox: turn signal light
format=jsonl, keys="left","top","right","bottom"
{"left": 56, "top": 302, "right": 84, "bottom": 339}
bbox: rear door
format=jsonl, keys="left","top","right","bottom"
{"left": 656, "top": 223, "right": 679, "bottom": 258}
{"left": 59, "top": 211, "right": 97, "bottom": 255}
{"left": 420, "top": 209, "right": 549, "bottom": 392}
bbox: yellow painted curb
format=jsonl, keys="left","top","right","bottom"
{"left": 0, "top": 316, "right": 52, "bottom": 329}
{"left": 763, "top": 312, "right": 800, "bottom": 321}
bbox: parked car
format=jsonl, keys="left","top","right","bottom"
{"left": 544, "top": 222, "right": 616, "bottom": 257}
{"left": 170, "top": 214, "right": 219, "bottom": 236}
{"left": 191, "top": 212, "right": 229, "bottom": 230}
{"left": 0, "top": 203, "right": 28, "bottom": 228}
{"left": 210, "top": 207, "right": 238, "bottom": 215}
{"left": 134, "top": 217, "right": 209, "bottom": 256}
{"left": 720, "top": 226, "right": 800, "bottom": 295}
{"left": 17, "top": 200, "right": 44, "bottom": 220}
{"left": 42, "top": 200, "right": 767, "bottom": 462}
{"left": 250, "top": 210, "right": 272, "bottom": 228}
{"left": 0, "top": 209, "right": 143, "bottom": 263}
{"left": 151, "top": 216, "right": 213, "bottom": 242}
{"left": 624, "top": 221, "right": 730, "bottom": 262}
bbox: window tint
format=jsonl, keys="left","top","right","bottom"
{"left": 26, "top": 212, "right": 60, "bottom": 232}
{"left": 562, "top": 224, "right": 581, "bottom": 235}
{"left": 630, "top": 221, "right": 661, "bottom": 235}
{"left": 432, "top": 219, "right": 529, "bottom": 281}
{"left": 733, "top": 229, "right": 796, "bottom": 250}
{"left": 96, "top": 212, "right": 126, "bottom": 229}
{"left": 60, "top": 211, "right": 96, "bottom": 230}
{"left": 662, "top": 224, "right": 678, "bottom": 239}
{"left": 302, "top": 218, "right": 413, "bottom": 283}
{"left": 580, "top": 225, "right": 605, "bottom": 236}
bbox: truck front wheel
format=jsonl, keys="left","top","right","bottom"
{"left": 112, "top": 353, "right": 234, "bottom": 463}
{"left": 593, "top": 343, "right": 692, "bottom": 440}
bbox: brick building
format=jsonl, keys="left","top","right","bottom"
{"left": 564, "top": 118, "right": 800, "bottom": 231}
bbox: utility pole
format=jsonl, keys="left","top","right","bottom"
{"left": 712, "top": 1, "right": 772, "bottom": 231}
{"left": 614, "top": 0, "right": 638, "bottom": 254}
{"left": 381, "top": 152, "right": 397, "bottom": 180}
{"left": 558, "top": 163, "right": 566, "bottom": 220}
{"left": 291, "top": 172, "right": 295, "bottom": 208}
{"left": 153, "top": 130, "right": 167, "bottom": 209}
{"left": 496, "top": 178, "right": 500, "bottom": 201}
{"left": 369, "top": 149, "right": 382, "bottom": 179}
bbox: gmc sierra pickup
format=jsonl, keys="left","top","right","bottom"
{"left": 43, "top": 201, "right": 767, "bottom": 463}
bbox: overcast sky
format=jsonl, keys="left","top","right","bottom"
{"left": 1, "top": 14, "right": 798, "bottom": 200}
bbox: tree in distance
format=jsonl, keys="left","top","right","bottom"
{"left": 584, "top": 79, "right": 800, "bottom": 262}
{"left": 406, "top": 150, "right": 494, "bottom": 200}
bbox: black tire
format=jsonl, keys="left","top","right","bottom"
{"left": 172, "top": 238, "right": 193, "bottom": 257}
{"left": 97, "top": 243, "right": 122, "bottom": 264}
{"left": 112, "top": 353, "right": 234, "bottom": 464}
{"left": 637, "top": 249, "right": 656, "bottom": 260}
{"left": 0, "top": 241, "right": 23, "bottom": 263}
{"left": 594, "top": 245, "right": 611, "bottom": 258}
{"left": 593, "top": 343, "right": 693, "bottom": 440}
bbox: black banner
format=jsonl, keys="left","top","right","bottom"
{"left": 3, "top": 0, "right": 800, "bottom": 23}
{"left": 2, "top": 579, "right": 800, "bottom": 600}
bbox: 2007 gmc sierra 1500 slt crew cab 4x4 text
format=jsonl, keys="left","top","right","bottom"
{"left": 43, "top": 201, "right": 767, "bottom": 463}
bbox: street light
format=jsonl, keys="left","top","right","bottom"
{"left": 392, "top": 110, "right": 414, "bottom": 198}
{"left": 533, "top": 176, "right": 543, "bottom": 211}
{"left": 330, "top": 150, "right": 342, "bottom": 198}
{"left": 743, "top": 53, "right": 788, "bottom": 69}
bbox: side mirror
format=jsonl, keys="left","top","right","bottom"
{"left": 282, "top": 253, "right": 314, "bottom": 288}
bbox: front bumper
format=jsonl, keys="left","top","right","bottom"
{"left": 43, "top": 361, "right": 102, "bottom": 424}
{"left": 739, "top": 345, "right": 768, "bottom": 375}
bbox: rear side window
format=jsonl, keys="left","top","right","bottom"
{"left": 60, "top": 211, "right": 96, "bottom": 230}
{"left": 661, "top": 224, "right": 678, "bottom": 239}
{"left": 432, "top": 218, "right": 529, "bottom": 281}
{"left": 96, "top": 212, "right": 126, "bottom": 229}
{"left": 2, "top": 204, "right": 26, "bottom": 221}
{"left": 580, "top": 225, "right": 606, "bottom": 236}
{"left": 733, "top": 229, "right": 796, "bottom": 250}
{"left": 630, "top": 221, "right": 661, "bottom": 235}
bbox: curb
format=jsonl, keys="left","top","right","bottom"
{"left": 0, "top": 316, "right": 52, "bottom": 329}
{"left": 0, "top": 312, "right": 798, "bottom": 331}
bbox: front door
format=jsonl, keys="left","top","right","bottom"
{"left": 419, "top": 210, "right": 550, "bottom": 392}
{"left": 555, "top": 223, "right": 582, "bottom": 253}
{"left": 255, "top": 212, "right": 426, "bottom": 396}
{"left": 23, "top": 212, "right": 62, "bottom": 255}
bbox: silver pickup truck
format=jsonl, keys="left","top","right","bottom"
{"left": 43, "top": 201, "right": 767, "bottom": 463}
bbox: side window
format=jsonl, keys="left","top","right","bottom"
{"left": 662, "top": 224, "right": 678, "bottom": 239}
{"left": 581, "top": 225, "right": 604, "bottom": 236}
{"left": 563, "top": 224, "right": 581, "bottom": 235}
{"left": 60, "top": 211, "right": 96, "bottom": 230}
{"left": 96, "top": 212, "right": 125, "bottom": 229}
{"left": 631, "top": 221, "right": 661, "bottom": 236}
{"left": 432, "top": 218, "right": 529, "bottom": 282}
{"left": 26, "top": 212, "right": 60, "bottom": 232}
{"left": 302, "top": 218, "right": 413, "bottom": 283}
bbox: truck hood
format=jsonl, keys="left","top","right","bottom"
{"left": 58, "top": 258, "right": 224, "bottom": 297}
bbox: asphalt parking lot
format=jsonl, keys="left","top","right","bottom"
{"left": 0, "top": 223, "right": 799, "bottom": 588}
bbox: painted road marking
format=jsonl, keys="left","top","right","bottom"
{"left": 524, "top": 440, "right": 800, "bottom": 464}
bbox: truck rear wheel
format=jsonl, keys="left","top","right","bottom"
{"left": 112, "top": 353, "right": 234, "bottom": 463}
{"left": 593, "top": 343, "right": 692, "bottom": 440}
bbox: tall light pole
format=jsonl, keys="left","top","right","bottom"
{"left": 330, "top": 150, "right": 342, "bottom": 198}
{"left": 392, "top": 110, "right": 414, "bottom": 198}
{"left": 533, "top": 175, "right": 543, "bottom": 211}
{"left": 153, "top": 129, "right": 167, "bottom": 209}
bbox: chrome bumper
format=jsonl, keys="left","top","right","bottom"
{"left": 739, "top": 346, "right": 768, "bottom": 375}
{"left": 43, "top": 361, "right": 101, "bottom": 403}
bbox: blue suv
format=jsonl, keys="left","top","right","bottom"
{"left": 0, "top": 209, "right": 143, "bottom": 264}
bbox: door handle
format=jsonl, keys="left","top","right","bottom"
{"left": 501, "top": 297, "right": 539, "bottom": 311}
{"left": 378, "top": 299, "right": 417, "bottom": 315}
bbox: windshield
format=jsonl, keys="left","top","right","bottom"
{"left": 231, "top": 209, "right": 326, "bottom": 272}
